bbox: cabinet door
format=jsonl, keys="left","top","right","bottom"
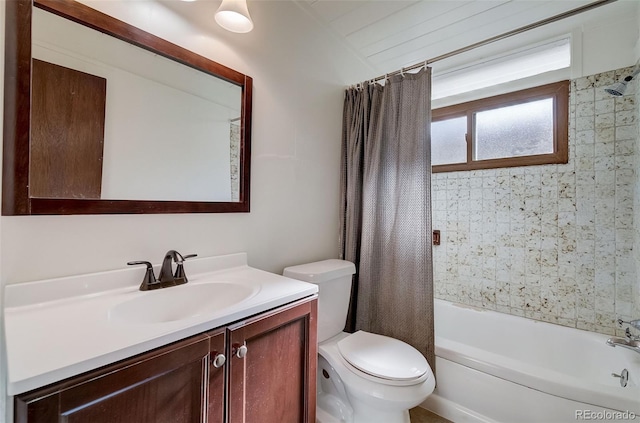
{"left": 227, "top": 297, "right": 317, "bottom": 423}
{"left": 207, "top": 329, "right": 226, "bottom": 423}
{"left": 15, "top": 335, "right": 210, "bottom": 423}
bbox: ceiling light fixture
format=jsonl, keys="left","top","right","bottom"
{"left": 604, "top": 63, "right": 640, "bottom": 96}
{"left": 215, "top": 0, "right": 254, "bottom": 33}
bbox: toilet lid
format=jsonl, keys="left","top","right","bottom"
{"left": 337, "top": 331, "right": 429, "bottom": 381}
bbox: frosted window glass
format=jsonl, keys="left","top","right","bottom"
{"left": 474, "top": 98, "right": 554, "bottom": 161}
{"left": 431, "top": 116, "right": 467, "bottom": 166}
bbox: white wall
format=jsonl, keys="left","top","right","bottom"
{"left": 100, "top": 80, "right": 234, "bottom": 201}
{"left": 637, "top": 2, "right": 640, "bottom": 61}
{"left": 33, "top": 8, "right": 238, "bottom": 201}
{"left": 0, "top": 0, "right": 373, "bottom": 419}
{"left": 432, "top": 0, "right": 639, "bottom": 109}
{"left": 1, "top": 0, "right": 372, "bottom": 282}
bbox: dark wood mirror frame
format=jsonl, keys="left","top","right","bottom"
{"left": 3, "top": 0, "right": 252, "bottom": 215}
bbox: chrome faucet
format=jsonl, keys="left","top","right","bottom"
{"left": 606, "top": 337, "right": 640, "bottom": 355}
{"left": 607, "top": 318, "right": 640, "bottom": 355}
{"left": 128, "top": 250, "right": 197, "bottom": 291}
{"left": 619, "top": 318, "right": 640, "bottom": 331}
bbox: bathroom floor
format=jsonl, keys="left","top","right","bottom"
{"left": 410, "top": 407, "right": 453, "bottom": 423}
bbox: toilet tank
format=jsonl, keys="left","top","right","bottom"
{"left": 284, "top": 259, "right": 356, "bottom": 343}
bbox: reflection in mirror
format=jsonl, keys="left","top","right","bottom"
{"left": 32, "top": 8, "right": 242, "bottom": 202}
{"left": 31, "top": 59, "right": 107, "bottom": 199}
{"left": 2, "top": 0, "right": 252, "bottom": 215}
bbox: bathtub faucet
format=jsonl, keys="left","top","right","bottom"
{"left": 624, "top": 328, "right": 640, "bottom": 342}
{"left": 617, "top": 318, "right": 640, "bottom": 341}
{"left": 617, "top": 318, "right": 640, "bottom": 331}
{"left": 606, "top": 337, "right": 640, "bottom": 355}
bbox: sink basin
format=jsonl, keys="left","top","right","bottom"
{"left": 108, "top": 282, "right": 258, "bottom": 324}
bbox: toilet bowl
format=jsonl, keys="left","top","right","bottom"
{"left": 283, "top": 259, "right": 435, "bottom": 423}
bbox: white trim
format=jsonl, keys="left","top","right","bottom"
{"left": 432, "top": 68, "right": 569, "bottom": 110}
{"left": 431, "top": 34, "right": 571, "bottom": 108}
{"left": 570, "top": 27, "right": 584, "bottom": 79}
{"left": 419, "top": 396, "right": 498, "bottom": 423}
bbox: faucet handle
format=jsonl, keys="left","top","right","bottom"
{"left": 618, "top": 319, "right": 640, "bottom": 330}
{"left": 127, "top": 261, "right": 157, "bottom": 290}
{"left": 174, "top": 254, "right": 197, "bottom": 282}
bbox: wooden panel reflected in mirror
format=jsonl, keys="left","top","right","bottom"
{"left": 31, "top": 59, "right": 107, "bottom": 199}
{"left": 3, "top": 0, "right": 253, "bottom": 215}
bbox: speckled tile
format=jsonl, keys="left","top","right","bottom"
{"left": 432, "top": 66, "right": 639, "bottom": 336}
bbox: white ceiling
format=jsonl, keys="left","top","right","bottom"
{"left": 160, "top": 0, "right": 637, "bottom": 81}
{"left": 296, "top": 0, "right": 628, "bottom": 76}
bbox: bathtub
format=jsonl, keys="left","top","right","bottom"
{"left": 421, "top": 299, "right": 640, "bottom": 423}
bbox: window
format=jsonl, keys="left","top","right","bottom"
{"left": 431, "top": 37, "right": 570, "bottom": 100}
{"left": 431, "top": 81, "right": 569, "bottom": 173}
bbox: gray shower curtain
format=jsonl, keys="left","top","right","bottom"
{"left": 340, "top": 68, "right": 435, "bottom": 368}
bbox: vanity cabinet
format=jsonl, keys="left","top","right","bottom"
{"left": 228, "top": 299, "right": 317, "bottom": 422}
{"left": 14, "top": 334, "right": 213, "bottom": 423}
{"left": 14, "top": 297, "right": 317, "bottom": 423}
{"left": 208, "top": 329, "right": 227, "bottom": 423}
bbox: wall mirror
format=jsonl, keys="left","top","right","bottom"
{"left": 3, "top": 0, "right": 252, "bottom": 215}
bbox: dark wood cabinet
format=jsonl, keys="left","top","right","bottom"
{"left": 228, "top": 298, "right": 317, "bottom": 423}
{"left": 208, "top": 329, "right": 227, "bottom": 423}
{"left": 15, "top": 334, "right": 211, "bottom": 423}
{"left": 14, "top": 297, "right": 317, "bottom": 423}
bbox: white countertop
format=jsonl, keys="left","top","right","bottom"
{"left": 4, "top": 253, "right": 318, "bottom": 395}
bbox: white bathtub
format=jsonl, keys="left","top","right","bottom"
{"left": 422, "top": 299, "right": 640, "bottom": 423}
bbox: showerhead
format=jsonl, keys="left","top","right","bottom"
{"left": 604, "top": 79, "right": 630, "bottom": 97}
{"left": 604, "top": 64, "right": 640, "bottom": 97}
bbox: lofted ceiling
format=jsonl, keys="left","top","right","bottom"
{"left": 160, "top": 0, "right": 637, "bottom": 80}
{"left": 297, "top": 0, "right": 633, "bottom": 77}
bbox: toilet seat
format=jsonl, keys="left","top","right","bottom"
{"left": 284, "top": 259, "right": 436, "bottom": 422}
{"left": 331, "top": 331, "right": 430, "bottom": 386}
{"left": 318, "top": 333, "right": 436, "bottom": 422}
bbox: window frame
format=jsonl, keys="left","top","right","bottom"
{"left": 431, "top": 80, "right": 569, "bottom": 173}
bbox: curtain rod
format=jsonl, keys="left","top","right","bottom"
{"left": 365, "top": 0, "right": 618, "bottom": 84}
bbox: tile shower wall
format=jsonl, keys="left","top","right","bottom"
{"left": 433, "top": 66, "right": 638, "bottom": 336}
{"left": 635, "top": 76, "right": 640, "bottom": 321}
{"left": 230, "top": 122, "right": 240, "bottom": 202}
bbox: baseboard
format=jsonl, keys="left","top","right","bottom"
{"left": 420, "top": 394, "right": 499, "bottom": 423}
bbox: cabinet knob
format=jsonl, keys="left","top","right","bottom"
{"left": 212, "top": 353, "right": 226, "bottom": 368}
{"left": 235, "top": 344, "right": 248, "bottom": 359}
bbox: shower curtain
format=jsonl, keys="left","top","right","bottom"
{"left": 340, "top": 68, "right": 435, "bottom": 368}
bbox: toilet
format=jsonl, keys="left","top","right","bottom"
{"left": 284, "top": 259, "right": 435, "bottom": 423}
